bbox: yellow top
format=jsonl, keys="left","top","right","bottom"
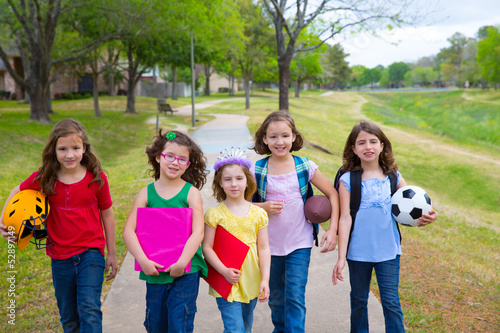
{"left": 204, "top": 203, "right": 268, "bottom": 303}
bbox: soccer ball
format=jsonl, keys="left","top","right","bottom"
{"left": 391, "top": 185, "right": 432, "bottom": 227}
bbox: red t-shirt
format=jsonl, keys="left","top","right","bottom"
{"left": 20, "top": 170, "right": 113, "bottom": 260}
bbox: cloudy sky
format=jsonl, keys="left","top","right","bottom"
{"left": 340, "top": 0, "right": 500, "bottom": 68}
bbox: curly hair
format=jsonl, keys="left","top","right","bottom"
{"left": 342, "top": 120, "right": 398, "bottom": 176}
{"left": 251, "top": 110, "right": 304, "bottom": 155}
{"left": 212, "top": 163, "right": 257, "bottom": 202}
{"left": 36, "top": 119, "right": 104, "bottom": 195}
{"left": 145, "top": 130, "right": 208, "bottom": 190}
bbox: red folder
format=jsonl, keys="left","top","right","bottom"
{"left": 134, "top": 207, "right": 192, "bottom": 273}
{"left": 204, "top": 225, "right": 250, "bottom": 300}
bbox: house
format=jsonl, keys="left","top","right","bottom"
{"left": 0, "top": 55, "right": 24, "bottom": 100}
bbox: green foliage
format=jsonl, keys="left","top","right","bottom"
{"left": 388, "top": 62, "right": 411, "bottom": 87}
{"left": 404, "top": 66, "right": 439, "bottom": 87}
{"left": 321, "top": 43, "right": 351, "bottom": 89}
{"left": 477, "top": 26, "right": 500, "bottom": 85}
{"left": 363, "top": 90, "right": 500, "bottom": 149}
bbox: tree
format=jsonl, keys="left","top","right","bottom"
{"left": 477, "top": 26, "right": 500, "bottom": 87}
{"left": 388, "top": 62, "right": 410, "bottom": 87}
{"left": 349, "top": 65, "right": 367, "bottom": 89}
{"left": 404, "top": 66, "right": 438, "bottom": 87}
{"left": 321, "top": 43, "right": 351, "bottom": 90}
{"left": 437, "top": 32, "right": 475, "bottom": 87}
{"left": 360, "top": 67, "right": 382, "bottom": 88}
{"left": 0, "top": 0, "right": 123, "bottom": 122}
{"left": 262, "top": 0, "right": 431, "bottom": 111}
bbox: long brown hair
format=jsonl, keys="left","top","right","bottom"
{"left": 36, "top": 119, "right": 104, "bottom": 195}
{"left": 251, "top": 110, "right": 304, "bottom": 155}
{"left": 342, "top": 120, "right": 398, "bottom": 175}
{"left": 212, "top": 163, "right": 257, "bottom": 202}
{"left": 145, "top": 130, "right": 208, "bottom": 190}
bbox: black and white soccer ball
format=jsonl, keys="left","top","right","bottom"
{"left": 391, "top": 185, "right": 432, "bottom": 227}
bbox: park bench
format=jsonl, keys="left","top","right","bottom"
{"left": 157, "top": 99, "right": 178, "bottom": 117}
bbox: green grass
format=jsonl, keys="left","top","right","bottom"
{"left": 1, "top": 90, "right": 499, "bottom": 331}
{"left": 362, "top": 90, "right": 500, "bottom": 149}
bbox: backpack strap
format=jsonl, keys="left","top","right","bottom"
{"left": 293, "top": 155, "right": 319, "bottom": 246}
{"left": 388, "top": 172, "right": 402, "bottom": 243}
{"left": 252, "top": 157, "right": 269, "bottom": 203}
{"left": 346, "top": 170, "right": 362, "bottom": 252}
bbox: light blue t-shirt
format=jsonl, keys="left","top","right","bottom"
{"left": 340, "top": 171, "right": 402, "bottom": 262}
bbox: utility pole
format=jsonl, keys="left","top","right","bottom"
{"left": 191, "top": 28, "right": 196, "bottom": 127}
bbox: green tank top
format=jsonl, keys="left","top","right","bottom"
{"left": 139, "top": 182, "right": 208, "bottom": 284}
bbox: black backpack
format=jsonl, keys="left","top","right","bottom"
{"left": 333, "top": 167, "right": 401, "bottom": 252}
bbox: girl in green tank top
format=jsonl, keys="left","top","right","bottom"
{"left": 123, "top": 130, "right": 209, "bottom": 332}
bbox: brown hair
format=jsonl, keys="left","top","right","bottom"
{"left": 251, "top": 110, "right": 304, "bottom": 155}
{"left": 212, "top": 163, "right": 257, "bottom": 202}
{"left": 35, "top": 119, "right": 104, "bottom": 195}
{"left": 342, "top": 120, "right": 398, "bottom": 176}
{"left": 145, "top": 130, "right": 208, "bottom": 190}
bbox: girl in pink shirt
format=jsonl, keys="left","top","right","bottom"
{"left": 251, "top": 111, "right": 339, "bottom": 332}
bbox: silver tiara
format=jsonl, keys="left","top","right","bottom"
{"left": 213, "top": 147, "right": 252, "bottom": 171}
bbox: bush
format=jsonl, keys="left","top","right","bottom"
{"left": 83, "top": 93, "right": 92, "bottom": 99}
{"left": 218, "top": 87, "right": 229, "bottom": 93}
{"left": 62, "top": 93, "right": 74, "bottom": 100}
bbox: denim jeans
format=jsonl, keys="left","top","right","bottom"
{"left": 268, "top": 247, "right": 311, "bottom": 333}
{"left": 216, "top": 297, "right": 258, "bottom": 333}
{"left": 51, "top": 248, "right": 105, "bottom": 333}
{"left": 347, "top": 256, "right": 405, "bottom": 333}
{"left": 144, "top": 271, "right": 200, "bottom": 333}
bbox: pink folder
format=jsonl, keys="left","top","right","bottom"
{"left": 204, "top": 225, "right": 250, "bottom": 300}
{"left": 134, "top": 207, "right": 192, "bottom": 273}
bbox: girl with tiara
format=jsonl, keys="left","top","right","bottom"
{"left": 203, "top": 147, "right": 271, "bottom": 333}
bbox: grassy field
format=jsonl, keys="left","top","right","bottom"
{"left": 0, "top": 89, "right": 499, "bottom": 332}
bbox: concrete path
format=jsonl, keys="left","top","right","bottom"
{"left": 102, "top": 100, "right": 385, "bottom": 332}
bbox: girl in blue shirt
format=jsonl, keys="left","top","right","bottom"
{"left": 332, "top": 121, "right": 437, "bottom": 332}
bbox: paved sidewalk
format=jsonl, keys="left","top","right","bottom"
{"left": 102, "top": 101, "right": 385, "bottom": 332}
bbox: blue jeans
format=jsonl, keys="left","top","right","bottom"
{"left": 216, "top": 297, "right": 258, "bottom": 333}
{"left": 268, "top": 247, "right": 311, "bottom": 333}
{"left": 51, "top": 248, "right": 105, "bottom": 333}
{"left": 144, "top": 272, "right": 200, "bottom": 333}
{"left": 347, "top": 256, "right": 405, "bottom": 333}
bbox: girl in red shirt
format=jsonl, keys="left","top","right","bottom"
{"left": 1, "top": 118, "right": 117, "bottom": 332}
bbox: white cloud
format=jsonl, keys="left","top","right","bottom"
{"left": 340, "top": 1, "right": 500, "bottom": 68}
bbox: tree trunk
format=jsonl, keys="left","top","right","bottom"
{"left": 295, "top": 79, "right": 300, "bottom": 98}
{"left": 93, "top": 73, "right": 102, "bottom": 117}
{"left": 204, "top": 65, "right": 211, "bottom": 96}
{"left": 109, "top": 73, "right": 116, "bottom": 96}
{"left": 278, "top": 61, "right": 290, "bottom": 111}
{"left": 231, "top": 76, "right": 236, "bottom": 96}
{"left": 172, "top": 66, "right": 177, "bottom": 100}
{"left": 46, "top": 87, "right": 54, "bottom": 114}
{"left": 27, "top": 84, "right": 51, "bottom": 123}
{"left": 244, "top": 78, "right": 250, "bottom": 109}
{"left": 125, "top": 47, "right": 137, "bottom": 114}
{"left": 125, "top": 85, "right": 136, "bottom": 114}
